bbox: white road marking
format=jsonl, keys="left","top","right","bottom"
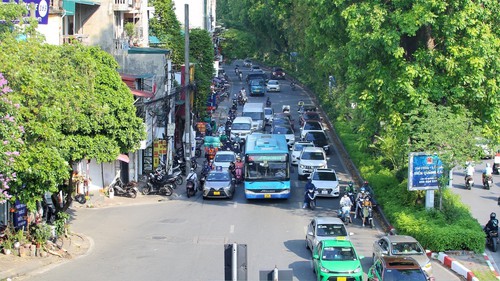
{"left": 230, "top": 225, "right": 235, "bottom": 234}
{"left": 233, "top": 202, "right": 237, "bottom": 208}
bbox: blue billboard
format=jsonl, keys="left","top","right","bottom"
{"left": 2, "top": 0, "right": 50, "bottom": 25}
{"left": 408, "top": 152, "right": 443, "bottom": 191}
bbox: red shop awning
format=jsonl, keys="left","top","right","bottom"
{"left": 117, "top": 154, "right": 130, "bottom": 163}
{"left": 131, "top": 89, "right": 154, "bottom": 98}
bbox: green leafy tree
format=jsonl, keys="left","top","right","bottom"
{"left": 149, "top": 0, "right": 184, "bottom": 65}
{"left": 189, "top": 28, "right": 214, "bottom": 118}
{"left": 0, "top": 37, "right": 145, "bottom": 211}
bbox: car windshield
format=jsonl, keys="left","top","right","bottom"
{"left": 207, "top": 172, "right": 230, "bottom": 181}
{"left": 273, "top": 127, "right": 293, "bottom": 134}
{"left": 304, "top": 122, "right": 322, "bottom": 130}
{"left": 304, "top": 113, "right": 321, "bottom": 120}
{"left": 250, "top": 79, "right": 265, "bottom": 86}
{"left": 268, "top": 80, "right": 279, "bottom": 85}
{"left": 232, "top": 123, "right": 251, "bottom": 130}
{"left": 316, "top": 224, "right": 347, "bottom": 236}
{"left": 274, "top": 68, "right": 283, "bottom": 72}
{"left": 215, "top": 154, "right": 235, "bottom": 162}
{"left": 294, "top": 143, "right": 313, "bottom": 151}
{"left": 243, "top": 112, "right": 264, "bottom": 120}
{"left": 383, "top": 269, "right": 428, "bottom": 281}
{"left": 245, "top": 161, "right": 289, "bottom": 180}
{"left": 301, "top": 152, "right": 325, "bottom": 160}
{"left": 322, "top": 247, "right": 356, "bottom": 261}
{"left": 391, "top": 242, "right": 424, "bottom": 255}
{"left": 306, "top": 132, "right": 327, "bottom": 141}
{"left": 313, "top": 172, "right": 337, "bottom": 181}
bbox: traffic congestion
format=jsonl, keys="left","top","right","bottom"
{"left": 165, "top": 59, "right": 457, "bottom": 280}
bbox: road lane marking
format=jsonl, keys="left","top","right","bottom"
{"left": 230, "top": 225, "right": 235, "bottom": 234}
{"left": 233, "top": 202, "right": 237, "bottom": 208}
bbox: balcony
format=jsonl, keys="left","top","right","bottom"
{"left": 63, "top": 34, "right": 90, "bottom": 45}
{"left": 113, "top": 0, "right": 140, "bottom": 11}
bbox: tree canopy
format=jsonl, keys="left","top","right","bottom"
{"left": 0, "top": 14, "right": 145, "bottom": 210}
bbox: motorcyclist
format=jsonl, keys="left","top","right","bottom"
{"left": 303, "top": 179, "right": 317, "bottom": 209}
{"left": 339, "top": 193, "right": 353, "bottom": 222}
{"left": 361, "top": 193, "right": 374, "bottom": 227}
{"left": 465, "top": 162, "right": 475, "bottom": 186}
{"left": 235, "top": 156, "right": 244, "bottom": 182}
{"left": 186, "top": 168, "right": 198, "bottom": 190}
{"left": 238, "top": 71, "right": 243, "bottom": 81}
{"left": 233, "top": 142, "right": 241, "bottom": 155}
{"left": 234, "top": 65, "right": 239, "bottom": 75}
{"left": 205, "top": 122, "right": 212, "bottom": 136}
{"left": 483, "top": 163, "right": 493, "bottom": 185}
{"left": 228, "top": 161, "right": 236, "bottom": 178}
{"left": 345, "top": 181, "right": 356, "bottom": 194}
{"left": 266, "top": 97, "right": 271, "bottom": 107}
{"left": 354, "top": 187, "right": 366, "bottom": 219}
{"left": 225, "top": 118, "right": 232, "bottom": 136}
{"left": 233, "top": 133, "right": 241, "bottom": 147}
{"left": 206, "top": 144, "right": 217, "bottom": 161}
{"left": 217, "top": 123, "right": 225, "bottom": 136}
{"left": 484, "top": 212, "right": 499, "bottom": 236}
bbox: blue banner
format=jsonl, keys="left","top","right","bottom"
{"left": 2, "top": 0, "right": 50, "bottom": 25}
{"left": 408, "top": 153, "right": 443, "bottom": 191}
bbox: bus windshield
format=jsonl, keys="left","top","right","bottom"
{"left": 245, "top": 158, "right": 289, "bottom": 181}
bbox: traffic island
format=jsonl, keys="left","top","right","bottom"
{"left": 433, "top": 251, "right": 500, "bottom": 281}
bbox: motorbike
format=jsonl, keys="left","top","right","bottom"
{"left": 238, "top": 71, "right": 243, "bottom": 81}
{"left": 186, "top": 172, "right": 199, "bottom": 198}
{"left": 235, "top": 164, "right": 243, "bottom": 184}
{"left": 487, "top": 230, "right": 498, "bottom": 252}
{"left": 266, "top": 97, "right": 271, "bottom": 107}
{"left": 195, "top": 138, "right": 204, "bottom": 158}
{"left": 290, "top": 81, "right": 296, "bottom": 91}
{"left": 347, "top": 191, "right": 356, "bottom": 211}
{"left": 142, "top": 170, "right": 174, "bottom": 196}
{"left": 238, "top": 95, "right": 247, "bottom": 106}
{"left": 338, "top": 205, "right": 351, "bottom": 224}
{"left": 362, "top": 205, "right": 375, "bottom": 228}
{"left": 304, "top": 189, "right": 317, "bottom": 210}
{"left": 169, "top": 165, "right": 184, "bottom": 187}
{"left": 108, "top": 171, "right": 138, "bottom": 198}
{"left": 483, "top": 174, "right": 493, "bottom": 190}
{"left": 465, "top": 175, "right": 474, "bottom": 190}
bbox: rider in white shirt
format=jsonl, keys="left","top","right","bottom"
{"left": 187, "top": 168, "right": 198, "bottom": 190}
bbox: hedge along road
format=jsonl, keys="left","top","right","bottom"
{"left": 228, "top": 59, "right": 460, "bottom": 280}
{"left": 450, "top": 160, "right": 500, "bottom": 271}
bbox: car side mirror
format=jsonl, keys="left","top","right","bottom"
{"left": 307, "top": 231, "right": 313, "bottom": 236}
{"left": 382, "top": 250, "right": 389, "bottom": 255}
{"left": 296, "top": 157, "right": 300, "bottom": 160}
{"left": 359, "top": 255, "right": 365, "bottom": 260}
{"left": 313, "top": 254, "right": 319, "bottom": 260}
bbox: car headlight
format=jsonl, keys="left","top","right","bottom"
{"left": 300, "top": 165, "right": 305, "bottom": 169}
{"left": 320, "top": 265, "right": 330, "bottom": 273}
{"left": 354, "top": 266, "right": 362, "bottom": 273}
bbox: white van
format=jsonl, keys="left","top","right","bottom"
{"left": 230, "top": 116, "right": 253, "bottom": 141}
{"left": 242, "top": 102, "right": 265, "bottom": 131}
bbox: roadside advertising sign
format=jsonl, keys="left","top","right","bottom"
{"left": 408, "top": 152, "right": 443, "bottom": 191}
{"left": 2, "top": 0, "right": 50, "bottom": 25}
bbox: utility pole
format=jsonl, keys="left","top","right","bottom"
{"left": 184, "top": 4, "right": 191, "bottom": 172}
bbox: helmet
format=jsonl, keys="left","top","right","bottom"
{"left": 236, "top": 156, "right": 241, "bottom": 161}
{"left": 190, "top": 168, "right": 195, "bottom": 172}
{"left": 348, "top": 181, "right": 353, "bottom": 187}
{"left": 364, "top": 181, "right": 369, "bottom": 185}
{"left": 360, "top": 187, "right": 366, "bottom": 193}
{"left": 491, "top": 212, "right": 497, "bottom": 219}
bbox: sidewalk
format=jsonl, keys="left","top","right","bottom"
{"left": 0, "top": 191, "right": 169, "bottom": 281}
{"left": 434, "top": 251, "right": 500, "bottom": 281}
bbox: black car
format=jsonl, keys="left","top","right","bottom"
{"left": 304, "top": 131, "right": 330, "bottom": 155}
{"left": 271, "top": 67, "right": 286, "bottom": 79}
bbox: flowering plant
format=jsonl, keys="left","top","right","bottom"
{"left": 0, "top": 73, "right": 23, "bottom": 203}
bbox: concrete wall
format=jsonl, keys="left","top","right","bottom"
{"left": 38, "top": 15, "right": 63, "bottom": 45}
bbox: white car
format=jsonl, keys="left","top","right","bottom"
{"left": 300, "top": 120, "right": 324, "bottom": 139}
{"left": 291, "top": 141, "right": 315, "bottom": 165}
{"left": 251, "top": 65, "right": 261, "bottom": 72}
{"left": 297, "top": 147, "right": 327, "bottom": 180}
{"left": 266, "top": 80, "right": 281, "bottom": 92}
{"left": 264, "top": 107, "right": 274, "bottom": 126}
{"left": 213, "top": 151, "right": 236, "bottom": 169}
{"left": 272, "top": 125, "right": 295, "bottom": 148}
{"left": 306, "top": 217, "right": 350, "bottom": 251}
{"left": 310, "top": 168, "right": 340, "bottom": 197}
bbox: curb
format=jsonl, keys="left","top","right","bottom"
{"left": 483, "top": 253, "right": 500, "bottom": 280}
{"left": 432, "top": 252, "right": 500, "bottom": 281}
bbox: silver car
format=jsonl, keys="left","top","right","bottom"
{"left": 305, "top": 217, "right": 350, "bottom": 252}
{"left": 372, "top": 235, "right": 433, "bottom": 277}
{"left": 202, "top": 170, "right": 236, "bottom": 199}
{"left": 291, "top": 141, "right": 315, "bottom": 165}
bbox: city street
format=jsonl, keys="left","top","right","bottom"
{"left": 450, "top": 160, "right": 500, "bottom": 271}
{"left": 21, "top": 61, "right": 460, "bottom": 281}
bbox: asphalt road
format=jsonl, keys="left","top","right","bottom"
{"left": 450, "top": 160, "right": 500, "bottom": 270}
{"left": 22, "top": 61, "right": 459, "bottom": 281}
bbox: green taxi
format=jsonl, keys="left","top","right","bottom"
{"left": 312, "top": 239, "right": 364, "bottom": 281}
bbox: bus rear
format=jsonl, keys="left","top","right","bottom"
{"left": 244, "top": 134, "right": 291, "bottom": 199}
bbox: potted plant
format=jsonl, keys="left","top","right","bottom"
{"left": 2, "top": 239, "right": 13, "bottom": 255}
